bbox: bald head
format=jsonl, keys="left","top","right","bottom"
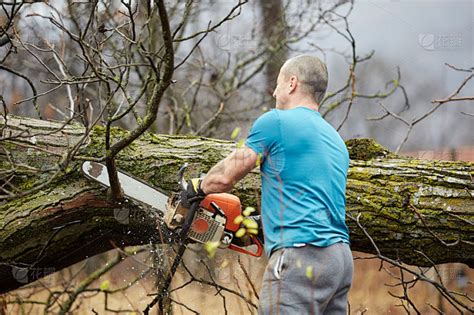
{"left": 280, "top": 55, "right": 328, "bottom": 103}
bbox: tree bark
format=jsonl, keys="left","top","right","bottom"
{"left": 0, "top": 115, "right": 472, "bottom": 294}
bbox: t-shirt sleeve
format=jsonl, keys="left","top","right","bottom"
{"left": 245, "top": 110, "right": 280, "bottom": 163}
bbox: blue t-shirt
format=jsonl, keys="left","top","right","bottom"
{"left": 245, "top": 107, "right": 350, "bottom": 255}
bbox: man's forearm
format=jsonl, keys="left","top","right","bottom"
{"left": 200, "top": 147, "right": 258, "bottom": 194}
{"left": 201, "top": 159, "right": 233, "bottom": 194}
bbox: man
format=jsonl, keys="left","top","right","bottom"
{"left": 184, "top": 55, "right": 353, "bottom": 314}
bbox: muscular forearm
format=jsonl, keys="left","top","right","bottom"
{"left": 201, "top": 159, "right": 233, "bottom": 194}
{"left": 201, "top": 147, "right": 258, "bottom": 194}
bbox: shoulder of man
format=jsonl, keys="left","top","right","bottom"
{"left": 252, "top": 109, "right": 279, "bottom": 128}
{"left": 245, "top": 109, "right": 281, "bottom": 157}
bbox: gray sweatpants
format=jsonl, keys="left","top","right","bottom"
{"left": 258, "top": 242, "right": 353, "bottom": 315}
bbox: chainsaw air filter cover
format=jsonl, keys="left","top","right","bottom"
{"left": 188, "top": 209, "right": 226, "bottom": 244}
{"left": 199, "top": 193, "right": 242, "bottom": 232}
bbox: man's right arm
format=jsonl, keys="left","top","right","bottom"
{"left": 201, "top": 110, "right": 279, "bottom": 194}
{"left": 201, "top": 146, "right": 259, "bottom": 194}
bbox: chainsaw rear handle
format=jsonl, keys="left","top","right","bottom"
{"left": 229, "top": 235, "right": 263, "bottom": 257}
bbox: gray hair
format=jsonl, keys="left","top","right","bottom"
{"left": 281, "top": 55, "right": 328, "bottom": 103}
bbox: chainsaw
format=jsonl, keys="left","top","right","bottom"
{"left": 81, "top": 161, "right": 263, "bottom": 257}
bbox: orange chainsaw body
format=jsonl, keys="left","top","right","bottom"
{"left": 164, "top": 191, "right": 263, "bottom": 257}
{"left": 199, "top": 193, "right": 241, "bottom": 232}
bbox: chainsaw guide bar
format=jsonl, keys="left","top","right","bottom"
{"left": 81, "top": 161, "right": 169, "bottom": 215}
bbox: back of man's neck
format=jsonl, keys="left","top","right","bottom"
{"left": 286, "top": 104, "right": 320, "bottom": 112}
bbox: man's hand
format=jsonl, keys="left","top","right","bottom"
{"left": 180, "top": 178, "right": 206, "bottom": 209}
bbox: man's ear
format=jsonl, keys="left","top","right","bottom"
{"left": 289, "top": 75, "right": 297, "bottom": 94}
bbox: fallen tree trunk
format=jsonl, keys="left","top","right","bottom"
{"left": 0, "top": 115, "right": 472, "bottom": 293}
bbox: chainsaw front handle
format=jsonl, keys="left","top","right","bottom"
{"left": 178, "top": 163, "right": 189, "bottom": 191}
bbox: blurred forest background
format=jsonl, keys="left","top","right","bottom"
{"left": 1, "top": 0, "right": 472, "bottom": 150}
{"left": 0, "top": 0, "right": 472, "bottom": 314}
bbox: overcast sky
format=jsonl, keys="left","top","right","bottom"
{"left": 319, "top": 0, "right": 473, "bottom": 151}
{"left": 345, "top": 0, "right": 472, "bottom": 90}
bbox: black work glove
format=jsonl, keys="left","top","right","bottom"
{"left": 180, "top": 178, "right": 206, "bottom": 209}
